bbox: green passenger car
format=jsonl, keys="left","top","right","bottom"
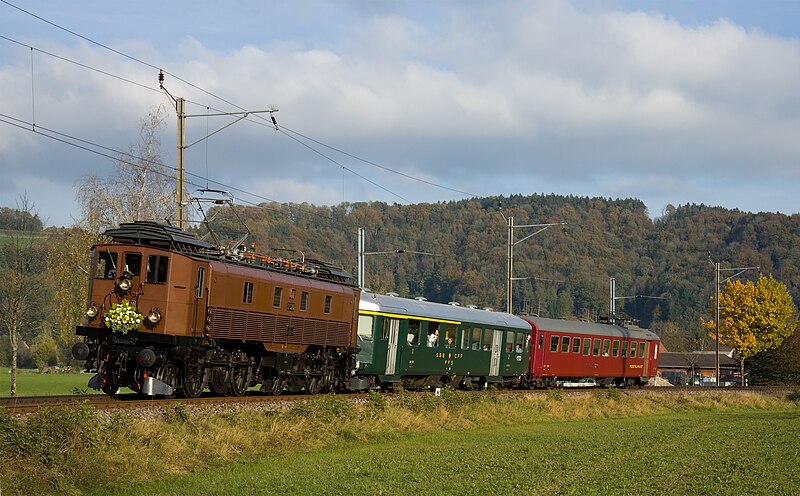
{"left": 355, "top": 292, "right": 532, "bottom": 389}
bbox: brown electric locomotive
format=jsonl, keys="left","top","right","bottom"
{"left": 72, "top": 221, "right": 361, "bottom": 397}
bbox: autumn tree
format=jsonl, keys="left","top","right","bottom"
{"left": 704, "top": 274, "right": 797, "bottom": 384}
{"left": 76, "top": 105, "right": 175, "bottom": 235}
{"left": 0, "top": 196, "right": 47, "bottom": 395}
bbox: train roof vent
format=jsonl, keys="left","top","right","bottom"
{"left": 414, "top": 296, "right": 427, "bottom": 301}
{"left": 448, "top": 301, "right": 460, "bottom": 306}
{"left": 385, "top": 292, "right": 399, "bottom": 297}
{"left": 466, "top": 304, "right": 478, "bottom": 309}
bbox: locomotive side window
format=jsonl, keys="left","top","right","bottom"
{"left": 629, "top": 341, "right": 637, "bottom": 358}
{"left": 243, "top": 282, "right": 254, "bottom": 304}
{"left": 592, "top": 338, "right": 601, "bottom": 356}
{"left": 550, "top": 336, "right": 559, "bottom": 352}
{"left": 324, "top": 295, "right": 332, "bottom": 314}
{"left": 602, "top": 339, "right": 610, "bottom": 357}
{"left": 612, "top": 340, "right": 620, "bottom": 357}
{"left": 273, "top": 287, "right": 283, "bottom": 308}
{"left": 561, "top": 336, "right": 570, "bottom": 353}
{"left": 96, "top": 251, "right": 118, "bottom": 279}
{"left": 300, "top": 291, "right": 309, "bottom": 311}
{"left": 639, "top": 342, "right": 646, "bottom": 358}
{"left": 146, "top": 255, "right": 169, "bottom": 283}
{"left": 196, "top": 267, "right": 205, "bottom": 299}
{"left": 582, "top": 338, "right": 591, "bottom": 356}
{"left": 620, "top": 341, "right": 628, "bottom": 357}
{"left": 571, "top": 337, "right": 581, "bottom": 353}
{"left": 407, "top": 320, "right": 421, "bottom": 346}
{"left": 124, "top": 253, "right": 142, "bottom": 276}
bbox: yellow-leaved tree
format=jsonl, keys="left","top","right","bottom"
{"left": 704, "top": 274, "right": 797, "bottom": 384}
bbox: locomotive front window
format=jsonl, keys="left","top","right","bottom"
{"left": 561, "top": 336, "right": 570, "bottom": 353}
{"left": 571, "top": 337, "right": 581, "bottom": 353}
{"left": 550, "top": 336, "right": 559, "bottom": 352}
{"left": 124, "top": 253, "right": 142, "bottom": 276}
{"left": 96, "top": 251, "right": 118, "bottom": 279}
{"left": 146, "top": 255, "right": 169, "bottom": 283}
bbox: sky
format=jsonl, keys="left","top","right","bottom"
{"left": 1, "top": 0, "right": 799, "bottom": 227}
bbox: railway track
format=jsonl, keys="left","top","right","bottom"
{"left": 1, "top": 386, "right": 796, "bottom": 416}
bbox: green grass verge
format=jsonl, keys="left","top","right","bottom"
{"left": 111, "top": 410, "right": 799, "bottom": 496}
{"left": 0, "top": 390, "right": 798, "bottom": 495}
{"left": 0, "top": 371, "right": 102, "bottom": 396}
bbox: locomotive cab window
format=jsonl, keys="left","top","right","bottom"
{"left": 146, "top": 255, "right": 169, "bottom": 283}
{"left": 124, "top": 253, "right": 142, "bottom": 276}
{"left": 96, "top": 251, "right": 118, "bottom": 279}
{"left": 243, "top": 282, "right": 254, "bottom": 304}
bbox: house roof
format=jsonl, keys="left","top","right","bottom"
{"left": 658, "top": 351, "right": 738, "bottom": 370}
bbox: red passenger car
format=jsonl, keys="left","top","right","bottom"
{"left": 521, "top": 317, "right": 660, "bottom": 388}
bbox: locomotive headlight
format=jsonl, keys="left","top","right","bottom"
{"left": 86, "top": 305, "right": 99, "bottom": 319}
{"left": 117, "top": 277, "right": 133, "bottom": 292}
{"left": 147, "top": 308, "right": 162, "bottom": 325}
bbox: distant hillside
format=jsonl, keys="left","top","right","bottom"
{"left": 202, "top": 194, "right": 800, "bottom": 351}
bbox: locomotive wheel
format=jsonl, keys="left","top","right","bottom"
{"left": 320, "top": 370, "right": 335, "bottom": 393}
{"left": 211, "top": 367, "right": 230, "bottom": 395}
{"left": 267, "top": 377, "right": 284, "bottom": 396}
{"left": 182, "top": 364, "right": 205, "bottom": 398}
{"left": 305, "top": 376, "right": 322, "bottom": 395}
{"left": 229, "top": 366, "right": 250, "bottom": 397}
{"left": 156, "top": 362, "right": 178, "bottom": 393}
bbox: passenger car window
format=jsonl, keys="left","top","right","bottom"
{"left": 583, "top": 337, "right": 591, "bottom": 356}
{"left": 550, "top": 336, "right": 559, "bottom": 352}
{"left": 612, "top": 340, "right": 620, "bottom": 357}
{"left": 407, "top": 320, "right": 421, "bottom": 346}
{"left": 357, "top": 315, "right": 373, "bottom": 341}
{"left": 629, "top": 341, "right": 637, "bottom": 358}
{"left": 602, "top": 339, "right": 610, "bottom": 357}
{"left": 516, "top": 333, "right": 525, "bottom": 353}
{"left": 571, "top": 337, "right": 581, "bottom": 353}
{"left": 639, "top": 342, "right": 646, "bottom": 359}
{"left": 592, "top": 338, "right": 601, "bottom": 356}
{"left": 561, "top": 336, "right": 570, "bottom": 353}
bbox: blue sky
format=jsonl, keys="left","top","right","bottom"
{"left": 2, "top": 1, "right": 799, "bottom": 226}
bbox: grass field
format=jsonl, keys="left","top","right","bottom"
{"left": 97, "top": 409, "right": 799, "bottom": 496}
{"left": 1, "top": 390, "right": 798, "bottom": 495}
{"left": 0, "top": 370, "right": 102, "bottom": 396}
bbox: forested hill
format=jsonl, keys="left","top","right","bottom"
{"left": 205, "top": 194, "right": 800, "bottom": 350}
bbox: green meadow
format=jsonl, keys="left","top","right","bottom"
{"left": 0, "top": 370, "right": 101, "bottom": 397}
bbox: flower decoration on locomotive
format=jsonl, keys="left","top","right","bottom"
{"left": 103, "top": 299, "right": 143, "bottom": 334}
